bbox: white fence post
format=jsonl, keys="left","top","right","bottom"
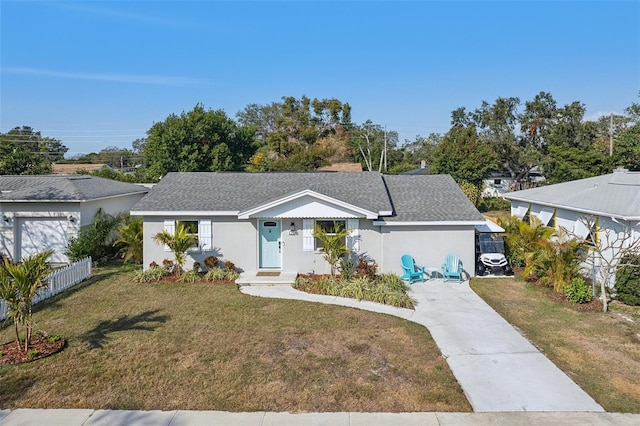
{"left": 0, "top": 257, "right": 93, "bottom": 321}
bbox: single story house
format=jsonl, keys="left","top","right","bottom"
{"left": 0, "top": 175, "right": 149, "bottom": 263}
{"left": 503, "top": 168, "right": 640, "bottom": 285}
{"left": 131, "top": 172, "right": 486, "bottom": 277}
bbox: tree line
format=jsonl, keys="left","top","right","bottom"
{"left": 2, "top": 92, "right": 639, "bottom": 188}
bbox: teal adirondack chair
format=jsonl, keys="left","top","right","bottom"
{"left": 442, "top": 254, "right": 463, "bottom": 283}
{"left": 401, "top": 255, "right": 426, "bottom": 284}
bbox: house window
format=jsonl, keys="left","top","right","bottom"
{"left": 314, "top": 220, "right": 346, "bottom": 249}
{"left": 177, "top": 220, "right": 199, "bottom": 248}
{"left": 303, "top": 218, "right": 359, "bottom": 253}
{"left": 163, "top": 219, "right": 212, "bottom": 252}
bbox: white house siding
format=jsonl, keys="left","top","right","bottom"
{"left": 81, "top": 193, "right": 147, "bottom": 226}
{"left": 141, "top": 217, "right": 256, "bottom": 271}
{"left": 0, "top": 202, "right": 81, "bottom": 263}
{"left": 511, "top": 201, "right": 640, "bottom": 288}
{"left": 278, "top": 218, "right": 382, "bottom": 275}
{"left": 379, "top": 225, "right": 477, "bottom": 277}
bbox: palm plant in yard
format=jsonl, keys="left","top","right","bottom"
{"left": 114, "top": 216, "right": 144, "bottom": 264}
{"left": 314, "top": 221, "right": 350, "bottom": 277}
{"left": 0, "top": 251, "right": 52, "bottom": 352}
{"left": 153, "top": 223, "right": 198, "bottom": 277}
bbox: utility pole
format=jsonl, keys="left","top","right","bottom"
{"left": 384, "top": 124, "right": 387, "bottom": 172}
{"left": 609, "top": 114, "right": 613, "bottom": 157}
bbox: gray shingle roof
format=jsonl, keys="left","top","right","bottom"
{"left": 382, "top": 174, "right": 485, "bottom": 222}
{"left": 132, "top": 172, "right": 484, "bottom": 223}
{"left": 0, "top": 175, "right": 149, "bottom": 202}
{"left": 132, "top": 172, "right": 392, "bottom": 214}
{"left": 503, "top": 171, "right": 640, "bottom": 220}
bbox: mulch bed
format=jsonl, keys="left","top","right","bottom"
{"left": 0, "top": 334, "right": 66, "bottom": 365}
{"left": 544, "top": 290, "right": 603, "bottom": 312}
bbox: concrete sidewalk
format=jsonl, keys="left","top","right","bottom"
{"left": 1, "top": 409, "right": 639, "bottom": 425}
{"left": 240, "top": 279, "right": 603, "bottom": 413}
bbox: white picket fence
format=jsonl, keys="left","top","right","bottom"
{"left": 0, "top": 257, "right": 93, "bottom": 321}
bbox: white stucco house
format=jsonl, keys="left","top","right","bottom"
{"left": 131, "top": 172, "right": 486, "bottom": 278}
{"left": 503, "top": 168, "right": 640, "bottom": 286}
{"left": 0, "top": 175, "right": 149, "bottom": 264}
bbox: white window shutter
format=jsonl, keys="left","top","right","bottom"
{"left": 347, "top": 218, "right": 359, "bottom": 253}
{"left": 199, "top": 219, "right": 212, "bottom": 250}
{"left": 163, "top": 220, "right": 175, "bottom": 252}
{"left": 303, "top": 219, "right": 314, "bottom": 251}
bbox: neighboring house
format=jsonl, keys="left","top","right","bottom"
{"left": 0, "top": 175, "right": 149, "bottom": 264}
{"left": 503, "top": 168, "right": 640, "bottom": 285}
{"left": 52, "top": 163, "right": 112, "bottom": 175}
{"left": 131, "top": 172, "right": 486, "bottom": 277}
{"left": 482, "top": 168, "right": 545, "bottom": 198}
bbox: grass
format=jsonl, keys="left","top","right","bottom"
{"left": 471, "top": 276, "right": 640, "bottom": 413}
{"left": 0, "top": 264, "right": 470, "bottom": 412}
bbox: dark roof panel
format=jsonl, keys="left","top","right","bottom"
{"left": 0, "top": 175, "right": 148, "bottom": 201}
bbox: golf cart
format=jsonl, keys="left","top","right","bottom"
{"left": 475, "top": 221, "right": 513, "bottom": 276}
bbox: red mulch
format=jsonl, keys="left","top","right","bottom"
{"left": 0, "top": 334, "right": 65, "bottom": 365}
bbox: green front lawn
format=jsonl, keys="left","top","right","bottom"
{"left": 0, "top": 265, "right": 470, "bottom": 412}
{"left": 471, "top": 276, "right": 640, "bottom": 413}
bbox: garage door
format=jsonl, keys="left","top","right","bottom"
{"left": 19, "top": 218, "right": 69, "bottom": 263}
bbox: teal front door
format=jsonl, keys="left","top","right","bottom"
{"left": 259, "top": 220, "right": 281, "bottom": 268}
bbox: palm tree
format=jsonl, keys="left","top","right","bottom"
{"left": 114, "top": 216, "right": 144, "bottom": 264}
{"left": 153, "top": 223, "right": 198, "bottom": 277}
{"left": 314, "top": 221, "right": 350, "bottom": 277}
{"left": 0, "top": 251, "right": 52, "bottom": 352}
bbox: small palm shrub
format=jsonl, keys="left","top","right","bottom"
{"left": 564, "top": 277, "right": 593, "bottom": 304}
{"left": 133, "top": 266, "right": 169, "bottom": 283}
{"left": 338, "top": 258, "right": 357, "bottom": 280}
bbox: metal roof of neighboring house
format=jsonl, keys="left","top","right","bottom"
{"left": 52, "top": 163, "right": 109, "bottom": 175}
{"left": 0, "top": 175, "right": 149, "bottom": 202}
{"left": 503, "top": 170, "right": 640, "bottom": 220}
{"left": 132, "top": 172, "right": 484, "bottom": 223}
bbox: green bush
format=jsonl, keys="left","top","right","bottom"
{"left": 564, "top": 277, "right": 593, "bottom": 304}
{"left": 178, "top": 269, "right": 202, "bottom": 283}
{"left": 133, "top": 266, "right": 169, "bottom": 283}
{"left": 225, "top": 269, "right": 240, "bottom": 281}
{"left": 204, "top": 267, "right": 227, "bottom": 282}
{"left": 478, "top": 197, "right": 511, "bottom": 213}
{"left": 338, "top": 258, "right": 357, "bottom": 280}
{"left": 293, "top": 273, "right": 415, "bottom": 309}
{"left": 65, "top": 209, "right": 121, "bottom": 262}
{"left": 615, "top": 253, "right": 640, "bottom": 306}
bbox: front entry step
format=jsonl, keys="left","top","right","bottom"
{"left": 236, "top": 271, "right": 297, "bottom": 286}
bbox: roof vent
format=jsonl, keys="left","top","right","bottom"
{"left": 613, "top": 167, "right": 628, "bottom": 174}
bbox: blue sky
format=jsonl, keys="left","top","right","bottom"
{"left": 1, "top": 1, "right": 638, "bottom": 157}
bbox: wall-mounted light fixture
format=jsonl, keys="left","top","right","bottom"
{"left": 2, "top": 215, "right": 10, "bottom": 225}
{"left": 289, "top": 222, "right": 297, "bottom": 235}
{"left": 68, "top": 215, "right": 77, "bottom": 223}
